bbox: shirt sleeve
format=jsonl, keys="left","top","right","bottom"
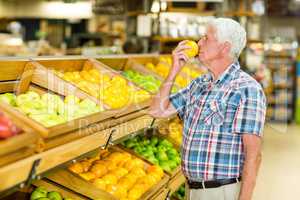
{"left": 233, "top": 86, "right": 267, "bottom": 136}
{"left": 169, "top": 86, "right": 190, "bottom": 119}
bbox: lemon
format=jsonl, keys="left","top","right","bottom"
{"left": 184, "top": 40, "right": 199, "bottom": 58}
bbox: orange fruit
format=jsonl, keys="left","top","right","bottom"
{"left": 68, "top": 162, "right": 84, "bottom": 174}
{"left": 101, "top": 174, "right": 118, "bottom": 185}
{"left": 184, "top": 40, "right": 199, "bottom": 58}
{"left": 106, "top": 184, "right": 118, "bottom": 194}
{"left": 111, "top": 167, "right": 129, "bottom": 179}
{"left": 90, "top": 163, "right": 108, "bottom": 178}
{"left": 92, "top": 178, "right": 106, "bottom": 190}
{"left": 80, "top": 160, "right": 92, "bottom": 172}
{"left": 79, "top": 172, "right": 96, "bottom": 181}
{"left": 131, "top": 167, "right": 146, "bottom": 178}
{"left": 128, "top": 185, "right": 145, "bottom": 200}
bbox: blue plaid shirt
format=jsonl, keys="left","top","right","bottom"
{"left": 170, "top": 62, "right": 266, "bottom": 181}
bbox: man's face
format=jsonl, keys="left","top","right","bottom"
{"left": 197, "top": 25, "right": 228, "bottom": 67}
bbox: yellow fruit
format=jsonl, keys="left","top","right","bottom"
{"left": 111, "top": 167, "right": 129, "bottom": 179}
{"left": 80, "top": 160, "right": 92, "bottom": 172}
{"left": 90, "top": 163, "right": 108, "bottom": 178}
{"left": 68, "top": 162, "right": 84, "bottom": 174}
{"left": 131, "top": 167, "right": 146, "bottom": 178}
{"left": 93, "top": 178, "right": 106, "bottom": 190}
{"left": 102, "top": 174, "right": 118, "bottom": 185}
{"left": 184, "top": 40, "right": 199, "bottom": 58}
{"left": 128, "top": 185, "right": 145, "bottom": 200}
{"left": 79, "top": 172, "right": 96, "bottom": 181}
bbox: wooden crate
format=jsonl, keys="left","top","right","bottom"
{"left": 168, "top": 172, "right": 186, "bottom": 194}
{"left": 32, "top": 57, "right": 151, "bottom": 118}
{"left": 32, "top": 179, "right": 89, "bottom": 200}
{"left": 97, "top": 57, "right": 181, "bottom": 94}
{"left": 0, "top": 126, "right": 110, "bottom": 191}
{"left": 46, "top": 147, "right": 169, "bottom": 200}
{"left": 0, "top": 104, "right": 38, "bottom": 167}
{"left": 0, "top": 61, "right": 119, "bottom": 138}
{"left": 150, "top": 187, "right": 170, "bottom": 200}
{"left": 0, "top": 59, "right": 28, "bottom": 81}
{"left": 118, "top": 128, "right": 182, "bottom": 178}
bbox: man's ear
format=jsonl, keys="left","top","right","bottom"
{"left": 220, "top": 41, "right": 231, "bottom": 57}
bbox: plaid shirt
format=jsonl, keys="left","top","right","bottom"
{"left": 170, "top": 62, "right": 266, "bottom": 181}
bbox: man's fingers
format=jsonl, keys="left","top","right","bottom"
{"left": 178, "top": 40, "right": 188, "bottom": 46}
{"left": 177, "top": 53, "right": 189, "bottom": 62}
{"left": 173, "top": 45, "right": 191, "bottom": 54}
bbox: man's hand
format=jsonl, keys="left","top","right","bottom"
{"left": 170, "top": 40, "right": 190, "bottom": 77}
{"left": 239, "top": 134, "right": 262, "bottom": 200}
{"left": 148, "top": 41, "right": 190, "bottom": 118}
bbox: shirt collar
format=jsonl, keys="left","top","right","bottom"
{"left": 201, "top": 62, "right": 240, "bottom": 86}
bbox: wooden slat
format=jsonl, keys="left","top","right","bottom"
{"left": 0, "top": 80, "right": 19, "bottom": 93}
{"left": 33, "top": 179, "right": 89, "bottom": 200}
{"left": 0, "top": 147, "right": 35, "bottom": 167}
{"left": 96, "top": 57, "right": 128, "bottom": 71}
{"left": 0, "top": 101, "right": 49, "bottom": 137}
{"left": 0, "top": 60, "right": 28, "bottom": 81}
{"left": 15, "top": 62, "right": 36, "bottom": 95}
{"left": 0, "top": 132, "right": 37, "bottom": 157}
{"left": 167, "top": 172, "right": 185, "bottom": 194}
{"left": 34, "top": 59, "right": 85, "bottom": 72}
{"left": 150, "top": 188, "right": 169, "bottom": 200}
{"left": 46, "top": 170, "right": 117, "bottom": 200}
{"left": 0, "top": 128, "right": 110, "bottom": 191}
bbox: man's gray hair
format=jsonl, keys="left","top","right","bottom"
{"left": 209, "top": 18, "right": 247, "bottom": 61}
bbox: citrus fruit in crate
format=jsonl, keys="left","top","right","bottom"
{"left": 68, "top": 150, "right": 164, "bottom": 200}
{"left": 56, "top": 68, "right": 150, "bottom": 109}
{"left": 122, "top": 135, "right": 181, "bottom": 173}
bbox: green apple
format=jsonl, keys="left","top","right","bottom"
{"left": 79, "top": 99, "right": 97, "bottom": 110}
{"left": 36, "top": 198, "right": 50, "bottom": 200}
{"left": 47, "top": 191, "right": 62, "bottom": 200}
{"left": 0, "top": 93, "right": 16, "bottom": 106}
{"left": 30, "top": 187, "right": 48, "bottom": 200}
{"left": 64, "top": 95, "right": 80, "bottom": 105}
{"left": 16, "top": 93, "right": 33, "bottom": 106}
{"left": 159, "top": 160, "right": 171, "bottom": 172}
{"left": 156, "top": 151, "right": 168, "bottom": 161}
{"left": 26, "top": 91, "right": 40, "bottom": 100}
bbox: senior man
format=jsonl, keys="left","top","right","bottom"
{"left": 149, "top": 18, "right": 266, "bottom": 200}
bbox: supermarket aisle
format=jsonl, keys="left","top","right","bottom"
{"left": 253, "top": 123, "right": 300, "bottom": 200}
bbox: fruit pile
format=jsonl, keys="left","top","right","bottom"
{"left": 55, "top": 66, "right": 150, "bottom": 109}
{"left": 0, "top": 111, "right": 22, "bottom": 139}
{"left": 171, "top": 185, "right": 185, "bottom": 200}
{"left": 123, "top": 70, "right": 178, "bottom": 93}
{"left": 68, "top": 150, "right": 164, "bottom": 200}
{"left": 144, "top": 54, "right": 204, "bottom": 88}
{"left": 122, "top": 135, "right": 180, "bottom": 172}
{"left": 30, "top": 187, "right": 73, "bottom": 200}
{"left": 163, "top": 117, "right": 183, "bottom": 146}
{"left": 0, "top": 92, "right": 103, "bottom": 127}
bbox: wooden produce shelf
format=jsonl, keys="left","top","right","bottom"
{"left": 46, "top": 146, "right": 169, "bottom": 200}
{"left": 168, "top": 172, "right": 185, "bottom": 194}
{"left": 0, "top": 104, "right": 39, "bottom": 167}
{"left": 32, "top": 179, "right": 89, "bottom": 200}
{"left": 150, "top": 187, "right": 170, "bottom": 200}
{"left": 0, "top": 64, "right": 117, "bottom": 139}
{"left": 0, "top": 114, "right": 153, "bottom": 192}
{"left": 32, "top": 57, "right": 151, "bottom": 119}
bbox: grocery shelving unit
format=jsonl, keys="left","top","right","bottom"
{"left": 0, "top": 54, "right": 186, "bottom": 200}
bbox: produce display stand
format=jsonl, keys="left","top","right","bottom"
{"left": 0, "top": 112, "right": 152, "bottom": 192}
{"left": 32, "top": 179, "right": 89, "bottom": 200}
{"left": 33, "top": 57, "right": 151, "bottom": 118}
{"left": 0, "top": 55, "right": 186, "bottom": 200}
{"left": 45, "top": 146, "right": 170, "bottom": 200}
{"left": 118, "top": 128, "right": 181, "bottom": 179}
{"left": 97, "top": 56, "right": 182, "bottom": 91}
{"left": 167, "top": 172, "right": 186, "bottom": 194}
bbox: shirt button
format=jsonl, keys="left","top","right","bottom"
{"left": 210, "top": 103, "right": 217, "bottom": 112}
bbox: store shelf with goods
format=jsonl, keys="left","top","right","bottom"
{"left": 0, "top": 63, "right": 117, "bottom": 139}
{"left": 31, "top": 179, "right": 88, "bottom": 200}
{"left": 46, "top": 146, "right": 169, "bottom": 200}
{"left": 0, "top": 113, "right": 153, "bottom": 192}
{"left": 97, "top": 56, "right": 181, "bottom": 94}
{"left": 119, "top": 129, "right": 181, "bottom": 178}
{"left": 0, "top": 107, "right": 38, "bottom": 168}
{"left": 32, "top": 57, "right": 151, "bottom": 118}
